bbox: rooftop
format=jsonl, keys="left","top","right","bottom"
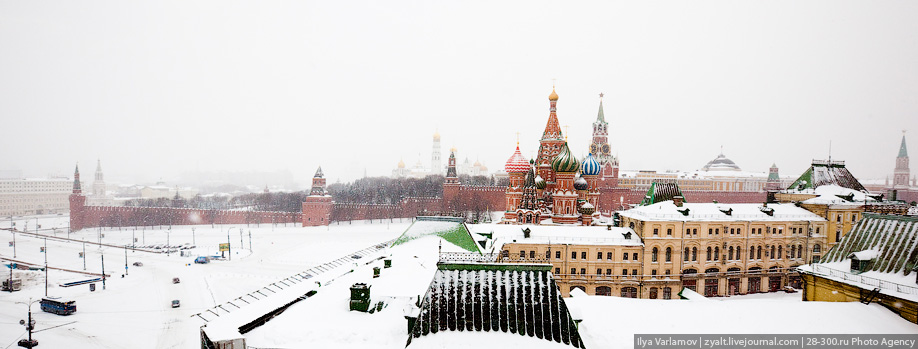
{"left": 619, "top": 201, "right": 826, "bottom": 222}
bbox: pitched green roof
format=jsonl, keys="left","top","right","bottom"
{"left": 899, "top": 135, "right": 908, "bottom": 158}
{"left": 391, "top": 217, "right": 481, "bottom": 253}
{"left": 596, "top": 100, "right": 605, "bottom": 123}
{"left": 640, "top": 181, "right": 684, "bottom": 206}
{"left": 786, "top": 160, "right": 866, "bottom": 192}
{"left": 821, "top": 214, "right": 918, "bottom": 276}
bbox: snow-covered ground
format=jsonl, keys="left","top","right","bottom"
{"left": 0, "top": 215, "right": 409, "bottom": 348}
{"left": 2, "top": 217, "right": 916, "bottom": 348}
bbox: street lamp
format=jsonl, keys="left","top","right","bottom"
{"left": 16, "top": 298, "right": 40, "bottom": 348}
{"left": 226, "top": 227, "right": 235, "bottom": 261}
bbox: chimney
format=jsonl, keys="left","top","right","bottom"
{"left": 673, "top": 196, "right": 684, "bottom": 207}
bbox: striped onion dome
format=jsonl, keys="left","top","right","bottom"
{"left": 551, "top": 142, "right": 579, "bottom": 173}
{"left": 534, "top": 175, "right": 546, "bottom": 189}
{"left": 581, "top": 153, "right": 601, "bottom": 176}
{"left": 504, "top": 146, "right": 529, "bottom": 173}
{"left": 574, "top": 176, "right": 588, "bottom": 190}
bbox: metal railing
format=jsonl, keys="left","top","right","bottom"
{"left": 810, "top": 264, "right": 918, "bottom": 295}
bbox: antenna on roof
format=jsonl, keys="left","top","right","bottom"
{"left": 828, "top": 140, "right": 832, "bottom": 162}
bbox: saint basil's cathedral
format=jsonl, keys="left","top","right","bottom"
{"left": 502, "top": 87, "right": 619, "bottom": 226}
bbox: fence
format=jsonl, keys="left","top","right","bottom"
{"left": 810, "top": 264, "right": 918, "bottom": 295}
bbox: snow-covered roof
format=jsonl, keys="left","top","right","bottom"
{"left": 618, "top": 201, "right": 826, "bottom": 222}
{"left": 468, "top": 223, "right": 642, "bottom": 247}
{"left": 848, "top": 250, "right": 879, "bottom": 261}
{"left": 800, "top": 213, "right": 918, "bottom": 301}
{"left": 565, "top": 291, "right": 918, "bottom": 349}
{"left": 798, "top": 184, "right": 876, "bottom": 205}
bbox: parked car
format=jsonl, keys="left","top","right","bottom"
{"left": 172, "top": 277, "right": 180, "bottom": 284}
{"left": 132, "top": 262, "right": 143, "bottom": 267}
{"left": 171, "top": 300, "right": 180, "bottom": 308}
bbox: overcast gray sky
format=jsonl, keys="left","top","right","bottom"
{"left": 2, "top": 0, "right": 916, "bottom": 187}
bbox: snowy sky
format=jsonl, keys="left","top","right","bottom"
{"left": 1, "top": 0, "right": 916, "bottom": 186}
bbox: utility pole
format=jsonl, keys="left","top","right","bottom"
{"left": 82, "top": 241, "right": 86, "bottom": 270}
{"left": 101, "top": 254, "right": 106, "bottom": 290}
{"left": 248, "top": 230, "right": 252, "bottom": 252}
{"left": 124, "top": 245, "right": 128, "bottom": 276}
{"left": 43, "top": 238, "right": 48, "bottom": 297}
{"left": 166, "top": 228, "right": 171, "bottom": 256}
{"left": 240, "top": 229, "right": 244, "bottom": 250}
{"left": 12, "top": 230, "right": 16, "bottom": 258}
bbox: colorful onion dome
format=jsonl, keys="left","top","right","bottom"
{"left": 548, "top": 88, "right": 559, "bottom": 101}
{"left": 581, "top": 153, "right": 601, "bottom": 176}
{"left": 579, "top": 202, "right": 595, "bottom": 215}
{"left": 535, "top": 175, "right": 546, "bottom": 189}
{"left": 504, "top": 146, "right": 529, "bottom": 173}
{"left": 551, "top": 142, "right": 579, "bottom": 173}
{"left": 574, "top": 176, "right": 588, "bottom": 190}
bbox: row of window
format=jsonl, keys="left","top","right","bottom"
{"left": 681, "top": 244, "right": 821, "bottom": 262}
{"left": 558, "top": 267, "right": 640, "bottom": 276}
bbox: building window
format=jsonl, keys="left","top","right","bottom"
{"left": 777, "top": 245, "right": 782, "bottom": 259}
{"left": 653, "top": 228, "right": 659, "bottom": 236}
{"left": 652, "top": 269, "right": 657, "bottom": 276}
{"left": 685, "top": 228, "right": 691, "bottom": 236}
{"left": 556, "top": 251, "right": 561, "bottom": 259}
{"left": 757, "top": 246, "right": 762, "bottom": 260}
{"left": 730, "top": 228, "right": 735, "bottom": 234}
{"left": 693, "top": 228, "right": 697, "bottom": 235}
{"left": 597, "top": 268, "right": 602, "bottom": 276}
{"left": 606, "top": 269, "right": 611, "bottom": 275}
{"left": 581, "top": 252, "right": 587, "bottom": 259}
{"left": 580, "top": 268, "right": 586, "bottom": 275}
{"left": 663, "top": 287, "right": 672, "bottom": 299}
{"left": 597, "top": 252, "right": 603, "bottom": 260}
{"left": 813, "top": 244, "right": 821, "bottom": 254}
{"left": 790, "top": 245, "right": 796, "bottom": 259}
{"left": 623, "top": 252, "right": 629, "bottom": 261}
{"left": 555, "top": 268, "right": 560, "bottom": 274}
{"left": 606, "top": 252, "right": 613, "bottom": 260}
{"left": 667, "top": 228, "right": 672, "bottom": 236}
{"left": 649, "top": 287, "right": 658, "bottom": 299}
{"left": 798, "top": 245, "right": 803, "bottom": 258}
{"left": 770, "top": 246, "right": 775, "bottom": 260}
{"left": 715, "top": 228, "right": 719, "bottom": 235}
{"left": 692, "top": 247, "right": 697, "bottom": 261}
{"left": 571, "top": 268, "right": 576, "bottom": 275}
{"left": 633, "top": 253, "right": 638, "bottom": 260}
{"left": 632, "top": 269, "right": 637, "bottom": 276}
{"left": 572, "top": 252, "right": 577, "bottom": 260}
{"left": 684, "top": 247, "right": 689, "bottom": 261}
{"left": 728, "top": 246, "right": 734, "bottom": 260}
{"left": 706, "top": 247, "right": 712, "bottom": 261}
{"left": 622, "top": 269, "right": 628, "bottom": 275}
{"left": 665, "top": 247, "right": 672, "bottom": 262}
{"left": 530, "top": 251, "right": 535, "bottom": 259}
{"left": 852, "top": 214, "right": 857, "bottom": 222}
{"left": 750, "top": 246, "right": 755, "bottom": 260}
{"left": 520, "top": 251, "right": 526, "bottom": 258}
{"left": 652, "top": 247, "right": 658, "bottom": 262}
{"left": 665, "top": 269, "right": 671, "bottom": 275}
{"left": 708, "top": 228, "right": 713, "bottom": 235}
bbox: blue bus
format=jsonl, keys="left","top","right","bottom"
{"left": 40, "top": 298, "right": 77, "bottom": 315}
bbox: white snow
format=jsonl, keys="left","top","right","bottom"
{"left": 800, "top": 185, "right": 875, "bottom": 205}
{"left": 566, "top": 292, "right": 918, "bottom": 349}
{"left": 469, "top": 223, "right": 641, "bottom": 248}
{"left": 618, "top": 201, "right": 826, "bottom": 222}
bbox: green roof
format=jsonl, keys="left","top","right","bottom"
{"left": 821, "top": 213, "right": 918, "bottom": 276}
{"left": 640, "top": 181, "right": 684, "bottom": 206}
{"left": 390, "top": 217, "right": 481, "bottom": 254}
{"left": 786, "top": 160, "right": 866, "bottom": 192}
{"left": 596, "top": 100, "right": 605, "bottom": 123}
{"left": 899, "top": 135, "right": 908, "bottom": 158}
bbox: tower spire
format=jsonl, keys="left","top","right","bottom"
{"left": 899, "top": 130, "right": 908, "bottom": 158}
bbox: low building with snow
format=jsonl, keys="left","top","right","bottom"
{"left": 797, "top": 213, "right": 918, "bottom": 323}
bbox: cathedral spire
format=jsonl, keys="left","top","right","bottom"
{"left": 596, "top": 93, "right": 605, "bottom": 123}
{"left": 899, "top": 131, "right": 908, "bottom": 158}
{"left": 541, "top": 87, "right": 563, "bottom": 141}
{"left": 72, "top": 163, "right": 82, "bottom": 194}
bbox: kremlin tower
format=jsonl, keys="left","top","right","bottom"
{"left": 894, "top": 132, "right": 909, "bottom": 189}
{"left": 69, "top": 164, "right": 86, "bottom": 232}
{"left": 588, "top": 94, "right": 619, "bottom": 187}
{"left": 302, "top": 167, "right": 333, "bottom": 226}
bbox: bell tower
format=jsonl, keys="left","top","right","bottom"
{"left": 894, "top": 131, "right": 910, "bottom": 188}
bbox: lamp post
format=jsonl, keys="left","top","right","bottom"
{"left": 82, "top": 241, "right": 86, "bottom": 270}
{"left": 226, "top": 227, "right": 234, "bottom": 261}
{"left": 43, "top": 238, "right": 48, "bottom": 297}
{"left": 124, "top": 245, "right": 128, "bottom": 276}
{"left": 166, "top": 227, "right": 171, "bottom": 256}
{"left": 17, "top": 298, "right": 39, "bottom": 348}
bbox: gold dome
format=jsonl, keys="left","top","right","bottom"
{"left": 433, "top": 130, "right": 440, "bottom": 141}
{"left": 398, "top": 159, "right": 406, "bottom": 168}
{"left": 548, "top": 88, "right": 559, "bottom": 101}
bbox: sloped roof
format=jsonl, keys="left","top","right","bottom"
{"left": 787, "top": 160, "right": 866, "bottom": 192}
{"left": 391, "top": 217, "right": 481, "bottom": 254}
{"left": 407, "top": 263, "right": 584, "bottom": 348}
{"left": 701, "top": 153, "right": 741, "bottom": 172}
{"left": 821, "top": 214, "right": 918, "bottom": 275}
{"left": 899, "top": 135, "right": 908, "bottom": 158}
{"left": 639, "top": 181, "right": 684, "bottom": 206}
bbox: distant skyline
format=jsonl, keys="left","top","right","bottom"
{"left": 1, "top": 1, "right": 916, "bottom": 187}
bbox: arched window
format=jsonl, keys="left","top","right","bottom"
{"left": 649, "top": 287, "right": 658, "bottom": 299}
{"left": 750, "top": 246, "right": 755, "bottom": 260}
{"left": 570, "top": 285, "right": 586, "bottom": 293}
{"left": 757, "top": 246, "right": 762, "bottom": 260}
{"left": 777, "top": 245, "right": 782, "bottom": 259}
{"left": 813, "top": 244, "right": 821, "bottom": 254}
{"left": 685, "top": 228, "right": 691, "bottom": 236}
{"left": 770, "top": 246, "right": 775, "bottom": 260}
{"left": 790, "top": 245, "right": 796, "bottom": 259}
{"left": 684, "top": 247, "right": 690, "bottom": 261}
{"left": 663, "top": 287, "right": 672, "bottom": 299}
{"left": 621, "top": 287, "right": 637, "bottom": 298}
{"left": 706, "top": 247, "right": 712, "bottom": 261}
{"left": 798, "top": 244, "right": 803, "bottom": 258}
{"left": 652, "top": 247, "right": 658, "bottom": 262}
{"left": 501, "top": 250, "right": 509, "bottom": 258}
{"left": 714, "top": 247, "right": 720, "bottom": 261}
{"left": 629, "top": 222, "right": 635, "bottom": 229}
{"left": 666, "top": 247, "right": 672, "bottom": 262}
{"left": 728, "top": 246, "right": 734, "bottom": 260}
{"left": 595, "top": 286, "right": 611, "bottom": 296}
{"left": 692, "top": 247, "right": 697, "bottom": 261}
{"left": 735, "top": 246, "right": 741, "bottom": 260}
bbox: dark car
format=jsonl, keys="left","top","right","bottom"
{"left": 171, "top": 300, "right": 180, "bottom": 308}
